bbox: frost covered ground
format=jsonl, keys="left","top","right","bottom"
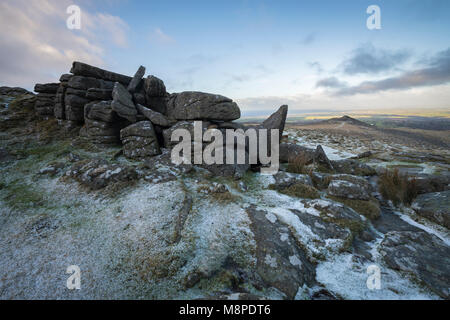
{"left": 0, "top": 109, "right": 448, "bottom": 300}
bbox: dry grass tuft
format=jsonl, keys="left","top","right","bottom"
{"left": 378, "top": 168, "right": 418, "bottom": 206}
{"left": 328, "top": 196, "right": 381, "bottom": 220}
{"left": 287, "top": 154, "right": 311, "bottom": 174}
{"left": 278, "top": 182, "right": 320, "bottom": 199}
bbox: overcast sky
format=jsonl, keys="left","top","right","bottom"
{"left": 1, "top": 0, "right": 449, "bottom": 116}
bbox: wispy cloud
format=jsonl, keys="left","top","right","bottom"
{"left": 151, "top": 28, "right": 175, "bottom": 45}
{"left": 94, "top": 13, "right": 129, "bottom": 48}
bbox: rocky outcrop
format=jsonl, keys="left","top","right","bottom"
{"left": 112, "top": 82, "right": 138, "bottom": 122}
{"left": 166, "top": 91, "right": 241, "bottom": 121}
{"left": 120, "top": 121, "right": 161, "bottom": 159}
{"left": 411, "top": 190, "right": 450, "bottom": 229}
{"left": 380, "top": 231, "right": 450, "bottom": 299}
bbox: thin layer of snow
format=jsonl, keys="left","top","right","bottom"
{"left": 393, "top": 210, "right": 450, "bottom": 246}
{"left": 316, "top": 253, "right": 439, "bottom": 300}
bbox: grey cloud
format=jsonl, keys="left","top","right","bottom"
{"left": 336, "top": 48, "right": 450, "bottom": 95}
{"left": 341, "top": 44, "right": 411, "bottom": 75}
{"left": 316, "top": 77, "right": 347, "bottom": 89}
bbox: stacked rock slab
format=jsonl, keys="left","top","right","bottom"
{"left": 166, "top": 91, "right": 241, "bottom": 121}
{"left": 82, "top": 101, "right": 123, "bottom": 144}
{"left": 144, "top": 75, "right": 168, "bottom": 114}
{"left": 65, "top": 76, "right": 115, "bottom": 122}
{"left": 70, "top": 61, "right": 132, "bottom": 85}
{"left": 54, "top": 74, "right": 72, "bottom": 120}
{"left": 120, "top": 121, "right": 161, "bottom": 159}
{"left": 34, "top": 83, "right": 59, "bottom": 116}
{"left": 63, "top": 62, "right": 131, "bottom": 122}
{"left": 112, "top": 82, "right": 138, "bottom": 123}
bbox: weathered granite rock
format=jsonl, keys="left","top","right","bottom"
{"left": 59, "top": 74, "right": 73, "bottom": 82}
{"left": 258, "top": 105, "right": 288, "bottom": 140}
{"left": 66, "top": 159, "right": 137, "bottom": 190}
{"left": 65, "top": 94, "right": 89, "bottom": 121}
{"left": 212, "top": 121, "right": 246, "bottom": 130}
{"left": 82, "top": 101, "right": 123, "bottom": 144}
{"left": 314, "top": 145, "right": 334, "bottom": 171}
{"left": 70, "top": 61, "right": 132, "bottom": 85}
{"left": 112, "top": 82, "right": 137, "bottom": 122}
{"left": 55, "top": 78, "right": 70, "bottom": 119}
{"left": 327, "top": 180, "right": 370, "bottom": 200}
{"left": 411, "top": 190, "right": 450, "bottom": 229}
{"left": 136, "top": 104, "right": 174, "bottom": 127}
{"left": 120, "top": 121, "right": 161, "bottom": 159}
{"left": 414, "top": 174, "right": 450, "bottom": 195}
{"left": 33, "top": 93, "right": 54, "bottom": 116}
{"left": 271, "top": 171, "right": 313, "bottom": 189}
{"left": 34, "top": 83, "right": 59, "bottom": 94}
{"left": 200, "top": 145, "right": 251, "bottom": 179}
{"left": 66, "top": 87, "right": 87, "bottom": 98}
{"left": 0, "top": 86, "right": 31, "bottom": 96}
{"left": 380, "top": 231, "right": 450, "bottom": 298}
{"left": 144, "top": 75, "right": 166, "bottom": 97}
{"left": 246, "top": 206, "right": 316, "bottom": 299}
{"left": 162, "top": 120, "right": 210, "bottom": 148}
{"left": 85, "top": 100, "right": 117, "bottom": 123}
{"left": 86, "top": 88, "right": 113, "bottom": 100}
{"left": 279, "top": 143, "right": 315, "bottom": 163}
{"left": 127, "top": 66, "right": 146, "bottom": 93}
{"left": 331, "top": 159, "right": 376, "bottom": 176}
{"left": 68, "top": 76, "right": 114, "bottom": 91}
{"left": 133, "top": 92, "right": 146, "bottom": 106}
{"left": 166, "top": 92, "right": 241, "bottom": 121}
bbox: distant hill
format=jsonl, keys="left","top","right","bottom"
{"left": 321, "top": 115, "right": 372, "bottom": 127}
